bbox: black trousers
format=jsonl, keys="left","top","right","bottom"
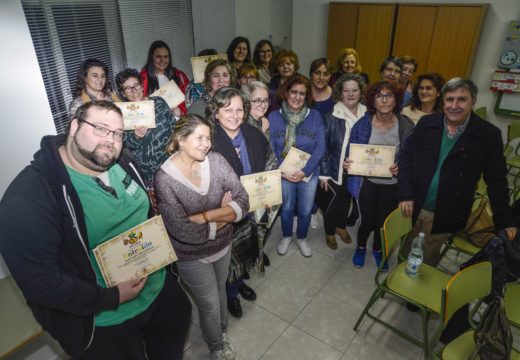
{"left": 317, "top": 180, "right": 351, "bottom": 236}
{"left": 357, "top": 180, "right": 398, "bottom": 251}
{"left": 79, "top": 270, "right": 192, "bottom": 360}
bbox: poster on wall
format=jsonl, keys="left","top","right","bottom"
{"left": 497, "top": 20, "right": 520, "bottom": 69}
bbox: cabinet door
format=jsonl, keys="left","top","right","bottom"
{"left": 392, "top": 5, "right": 437, "bottom": 78}
{"left": 326, "top": 3, "right": 358, "bottom": 63}
{"left": 427, "top": 5, "right": 487, "bottom": 80}
{"left": 355, "top": 4, "right": 395, "bottom": 83}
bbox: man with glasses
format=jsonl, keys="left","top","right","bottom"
{"left": 0, "top": 100, "right": 191, "bottom": 359}
{"left": 398, "top": 78, "right": 517, "bottom": 268}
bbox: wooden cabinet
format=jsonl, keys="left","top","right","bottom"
{"left": 327, "top": 2, "right": 488, "bottom": 82}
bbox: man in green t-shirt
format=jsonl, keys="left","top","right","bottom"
{"left": 398, "top": 78, "right": 517, "bottom": 266}
{"left": 0, "top": 100, "right": 190, "bottom": 359}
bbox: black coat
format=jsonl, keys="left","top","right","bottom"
{"left": 213, "top": 123, "right": 274, "bottom": 176}
{"left": 398, "top": 111, "right": 515, "bottom": 233}
{"left": 0, "top": 135, "right": 152, "bottom": 357}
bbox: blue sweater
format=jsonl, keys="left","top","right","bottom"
{"left": 268, "top": 108, "right": 326, "bottom": 177}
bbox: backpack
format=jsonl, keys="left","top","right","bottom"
{"left": 469, "top": 297, "right": 513, "bottom": 360}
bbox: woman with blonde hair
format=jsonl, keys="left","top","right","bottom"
{"left": 155, "top": 113, "right": 249, "bottom": 359}
{"left": 330, "top": 48, "right": 369, "bottom": 86}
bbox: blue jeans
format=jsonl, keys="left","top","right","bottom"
{"left": 281, "top": 175, "right": 319, "bottom": 239}
{"left": 176, "top": 248, "right": 231, "bottom": 352}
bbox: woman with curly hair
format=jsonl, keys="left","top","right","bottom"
{"left": 68, "top": 58, "right": 119, "bottom": 118}
{"left": 401, "top": 73, "right": 445, "bottom": 124}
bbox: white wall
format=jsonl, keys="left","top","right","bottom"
{"left": 291, "top": 0, "right": 520, "bottom": 138}
{"left": 0, "top": 0, "right": 56, "bottom": 279}
{"left": 234, "top": 0, "right": 292, "bottom": 52}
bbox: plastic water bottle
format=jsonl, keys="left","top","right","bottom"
{"left": 405, "top": 232, "right": 425, "bottom": 278}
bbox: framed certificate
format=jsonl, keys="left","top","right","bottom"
{"left": 115, "top": 100, "right": 156, "bottom": 130}
{"left": 240, "top": 170, "right": 282, "bottom": 212}
{"left": 150, "top": 80, "right": 185, "bottom": 108}
{"left": 348, "top": 144, "right": 396, "bottom": 178}
{"left": 279, "top": 147, "right": 312, "bottom": 182}
{"left": 93, "top": 216, "right": 177, "bottom": 287}
{"left": 191, "top": 54, "right": 228, "bottom": 83}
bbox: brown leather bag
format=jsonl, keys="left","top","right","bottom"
{"left": 457, "top": 197, "right": 496, "bottom": 247}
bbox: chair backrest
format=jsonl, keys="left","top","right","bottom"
{"left": 475, "top": 106, "right": 487, "bottom": 121}
{"left": 0, "top": 276, "right": 43, "bottom": 358}
{"left": 441, "top": 261, "right": 492, "bottom": 325}
{"left": 508, "top": 122, "right": 520, "bottom": 144}
{"left": 381, "top": 208, "right": 412, "bottom": 259}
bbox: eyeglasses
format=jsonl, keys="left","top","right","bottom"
{"left": 123, "top": 83, "right": 142, "bottom": 93}
{"left": 375, "top": 92, "right": 394, "bottom": 100}
{"left": 251, "top": 98, "right": 269, "bottom": 106}
{"left": 79, "top": 119, "right": 124, "bottom": 142}
{"left": 289, "top": 89, "right": 306, "bottom": 97}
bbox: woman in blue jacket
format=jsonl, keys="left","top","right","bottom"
{"left": 269, "top": 74, "right": 326, "bottom": 258}
{"left": 345, "top": 81, "right": 414, "bottom": 270}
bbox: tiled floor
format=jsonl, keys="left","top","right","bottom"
{"left": 181, "top": 213, "right": 467, "bottom": 360}
{"left": 11, "top": 212, "right": 519, "bottom": 360}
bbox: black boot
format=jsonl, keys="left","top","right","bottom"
{"left": 227, "top": 298, "right": 243, "bottom": 318}
{"left": 238, "top": 282, "right": 257, "bottom": 301}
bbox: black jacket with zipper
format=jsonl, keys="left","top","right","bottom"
{"left": 0, "top": 134, "right": 151, "bottom": 357}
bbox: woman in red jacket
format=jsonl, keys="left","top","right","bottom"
{"left": 140, "top": 40, "right": 189, "bottom": 115}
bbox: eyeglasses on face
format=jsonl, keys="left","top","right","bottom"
{"left": 79, "top": 119, "right": 124, "bottom": 142}
{"left": 123, "top": 83, "right": 142, "bottom": 93}
{"left": 251, "top": 98, "right": 269, "bottom": 106}
{"left": 375, "top": 92, "right": 394, "bottom": 100}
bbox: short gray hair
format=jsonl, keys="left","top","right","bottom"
{"left": 442, "top": 77, "right": 478, "bottom": 101}
{"left": 332, "top": 73, "right": 366, "bottom": 102}
{"left": 241, "top": 81, "right": 268, "bottom": 98}
{"left": 206, "top": 87, "right": 250, "bottom": 122}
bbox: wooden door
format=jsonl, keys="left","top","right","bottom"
{"left": 326, "top": 3, "right": 358, "bottom": 64}
{"left": 392, "top": 5, "right": 437, "bottom": 80}
{"left": 427, "top": 5, "right": 487, "bottom": 80}
{"left": 355, "top": 4, "right": 395, "bottom": 82}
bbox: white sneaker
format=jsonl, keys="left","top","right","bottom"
{"left": 222, "top": 333, "right": 236, "bottom": 359}
{"left": 210, "top": 349, "right": 227, "bottom": 360}
{"left": 310, "top": 213, "right": 319, "bottom": 229}
{"left": 296, "top": 238, "right": 312, "bottom": 257}
{"left": 277, "top": 237, "right": 292, "bottom": 255}
{"left": 293, "top": 216, "right": 298, "bottom": 233}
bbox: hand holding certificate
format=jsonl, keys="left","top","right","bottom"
{"left": 240, "top": 170, "right": 282, "bottom": 212}
{"left": 93, "top": 216, "right": 177, "bottom": 287}
{"left": 115, "top": 100, "right": 156, "bottom": 130}
{"left": 348, "top": 144, "right": 396, "bottom": 178}
{"left": 191, "top": 54, "right": 228, "bottom": 83}
{"left": 150, "top": 80, "right": 186, "bottom": 109}
{"left": 279, "top": 147, "right": 312, "bottom": 182}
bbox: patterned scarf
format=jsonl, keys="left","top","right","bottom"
{"left": 281, "top": 101, "right": 308, "bottom": 158}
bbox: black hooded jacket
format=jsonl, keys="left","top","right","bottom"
{"left": 0, "top": 134, "right": 150, "bottom": 356}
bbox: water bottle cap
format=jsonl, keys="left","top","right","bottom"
{"left": 419, "top": 232, "right": 425, "bottom": 238}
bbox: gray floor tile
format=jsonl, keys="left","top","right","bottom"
{"left": 293, "top": 292, "right": 359, "bottom": 352}
{"left": 184, "top": 323, "right": 202, "bottom": 351}
{"left": 276, "top": 250, "right": 343, "bottom": 290}
{"left": 260, "top": 325, "right": 343, "bottom": 360}
{"left": 346, "top": 318, "right": 424, "bottom": 360}
{"left": 321, "top": 261, "right": 377, "bottom": 310}
{"left": 227, "top": 301, "right": 289, "bottom": 360}
{"left": 255, "top": 270, "right": 319, "bottom": 322}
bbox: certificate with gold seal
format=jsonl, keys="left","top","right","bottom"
{"left": 348, "top": 144, "right": 396, "bottom": 178}
{"left": 279, "top": 147, "right": 312, "bottom": 182}
{"left": 93, "top": 216, "right": 177, "bottom": 287}
{"left": 191, "top": 54, "right": 228, "bottom": 83}
{"left": 150, "top": 80, "right": 185, "bottom": 108}
{"left": 115, "top": 100, "right": 156, "bottom": 130}
{"left": 240, "top": 170, "right": 282, "bottom": 212}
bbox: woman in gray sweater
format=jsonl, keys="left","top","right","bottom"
{"left": 155, "top": 114, "right": 249, "bottom": 360}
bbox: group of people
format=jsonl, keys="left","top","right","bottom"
{"left": 0, "top": 34, "right": 517, "bottom": 360}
